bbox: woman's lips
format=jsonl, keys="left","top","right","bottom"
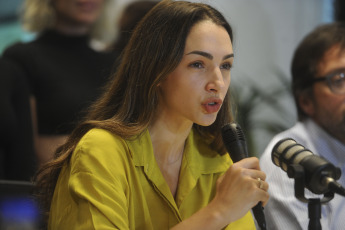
{"left": 202, "top": 98, "right": 223, "bottom": 114}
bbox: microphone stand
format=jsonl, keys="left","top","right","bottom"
{"left": 287, "top": 164, "right": 334, "bottom": 230}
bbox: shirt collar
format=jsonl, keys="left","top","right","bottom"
{"left": 126, "top": 128, "right": 231, "bottom": 211}
{"left": 127, "top": 128, "right": 230, "bottom": 175}
{"left": 305, "top": 119, "right": 345, "bottom": 166}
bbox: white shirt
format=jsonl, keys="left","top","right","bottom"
{"left": 260, "top": 119, "right": 345, "bottom": 230}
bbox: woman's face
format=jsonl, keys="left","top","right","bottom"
{"left": 53, "top": 0, "right": 104, "bottom": 27}
{"left": 157, "top": 20, "right": 234, "bottom": 127}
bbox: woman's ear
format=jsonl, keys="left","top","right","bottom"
{"left": 298, "top": 90, "right": 315, "bottom": 117}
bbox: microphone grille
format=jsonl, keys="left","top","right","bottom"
{"left": 221, "top": 122, "right": 245, "bottom": 144}
{"left": 272, "top": 138, "right": 297, "bottom": 171}
{"left": 275, "top": 139, "right": 297, "bottom": 154}
{"left": 221, "top": 122, "right": 249, "bottom": 161}
{"left": 272, "top": 138, "right": 315, "bottom": 172}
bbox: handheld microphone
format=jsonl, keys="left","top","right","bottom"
{"left": 271, "top": 138, "right": 345, "bottom": 196}
{"left": 221, "top": 122, "right": 267, "bottom": 230}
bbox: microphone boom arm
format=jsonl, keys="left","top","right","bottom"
{"left": 287, "top": 164, "right": 334, "bottom": 204}
{"left": 287, "top": 163, "right": 334, "bottom": 230}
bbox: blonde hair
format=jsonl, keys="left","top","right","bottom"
{"left": 20, "top": 0, "right": 117, "bottom": 43}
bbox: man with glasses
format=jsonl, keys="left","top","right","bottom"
{"left": 260, "top": 22, "right": 345, "bottom": 230}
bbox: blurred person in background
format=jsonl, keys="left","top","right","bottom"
{"left": 1, "top": 0, "right": 118, "bottom": 167}
{"left": 334, "top": 0, "right": 345, "bottom": 22}
{"left": 0, "top": 57, "right": 35, "bottom": 180}
{"left": 109, "top": 0, "right": 159, "bottom": 56}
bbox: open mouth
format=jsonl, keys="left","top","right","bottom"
{"left": 202, "top": 99, "right": 222, "bottom": 113}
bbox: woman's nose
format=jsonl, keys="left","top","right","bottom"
{"left": 206, "top": 68, "right": 225, "bottom": 92}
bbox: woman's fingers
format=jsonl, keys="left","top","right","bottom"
{"left": 253, "top": 177, "right": 270, "bottom": 206}
{"left": 232, "top": 156, "right": 261, "bottom": 170}
{"left": 212, "top": 157, "right": 270, "bottom": 222}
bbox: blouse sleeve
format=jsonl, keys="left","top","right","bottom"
{"left": 67, "top": 129, "right": 132, "bottom": 229}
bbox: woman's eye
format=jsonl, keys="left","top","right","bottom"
{"left": 189, "top": 62, "right": 204, "bottom": 69}
{"left": 220, "top": 62, "right": 232, "bottom": 70}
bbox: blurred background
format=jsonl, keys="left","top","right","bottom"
{"left": 0, "top": 0, "right": 336, "bottom": 155}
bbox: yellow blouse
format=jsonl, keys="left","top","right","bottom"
{"left": 49, "top": 128, "right": 255, "bottom": 229}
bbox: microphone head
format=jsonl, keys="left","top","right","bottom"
{"left": 221, "top": 122, "right": 248, "bottom": 162}
{"left": 271, "top": 138, "right": 312, "bottom": 172}
{"left": 271, "top": 138, "right": 341, "bottom": 194}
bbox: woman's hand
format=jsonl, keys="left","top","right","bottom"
{"left": 171, "top": 157, "right": 269, "bottom": 230}
{"left": 209, "top": 157, "right": 269, "bottom": 224}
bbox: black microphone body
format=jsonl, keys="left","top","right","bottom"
{"left": 272, "top": 138, "right": 344, "bottom": 195}
{"left": 221, "top": 122, "right": 267, "bottom": 230}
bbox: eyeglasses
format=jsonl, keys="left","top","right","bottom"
{"left": 312, "top": 71, "right": 345, "bottom": 95}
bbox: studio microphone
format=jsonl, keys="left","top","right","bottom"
{"left": 272, "top": 138, "right": 345, "bottom": 196}
{"left": 221, "top": 122, "right": 267, "bottom": 230}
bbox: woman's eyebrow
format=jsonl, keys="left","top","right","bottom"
{"left": 186, "top": 50, "right": 234, "bottom": 60}
{"left": 186, "top": 50, "right": 213, "bottom": 60}
{"left": 223, "top": 54, "right": 234, "bottom": 60}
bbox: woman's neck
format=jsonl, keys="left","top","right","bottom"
{"left": 148, "top": 118, "right": 192, "bottom": 198}
{"left": 148, "top": 120, "right": 191, "bottom": 164}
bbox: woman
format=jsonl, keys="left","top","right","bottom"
{"left": 2, "top": 0, "right": 117, "bottom": 166}
{"left": 36, "top": 0, "right": 269, "bottom": 229}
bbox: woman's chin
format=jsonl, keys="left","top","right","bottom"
{"left": 195, "top": 116, "right": 217, "bottom": 127}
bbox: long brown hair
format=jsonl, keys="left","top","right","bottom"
{"left": 35, "top": 0, "right": 234, "bottom": 223}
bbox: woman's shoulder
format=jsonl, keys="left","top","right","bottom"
{"left": 3, "top": 40, "right": 36, "bottom": 54}
{"left": 77, "top": 128, "right": 127, "bottom": 151}
{"left": 2, "top": 40, "right": 41, "bottom": 65}
{"left": 70, "top": 128, "right": 131, "bottom": 175}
